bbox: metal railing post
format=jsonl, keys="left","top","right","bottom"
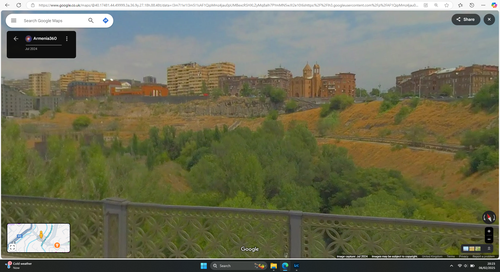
{"left": 103, "top": 198, "right": 129, "bottom": 258}
{"left": 289, "top": 211, "right": 303, "bottom": 258}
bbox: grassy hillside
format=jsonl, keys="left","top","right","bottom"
{"left": 318, "top": 138, "right": 498, "bottom": 211}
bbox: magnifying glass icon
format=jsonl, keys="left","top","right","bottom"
{"left": 88, "top": 18, "right": 94, "bottom": 23}
{"left": 212, "top": 263, "right": 217, "bottom": 269}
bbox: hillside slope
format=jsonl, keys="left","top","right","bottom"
{"left": 318, "top": 138, "right": 498, "bottom": 211}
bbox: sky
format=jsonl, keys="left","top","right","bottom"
{"left": 1, "top": 11, "right": 499, "bottom": 90}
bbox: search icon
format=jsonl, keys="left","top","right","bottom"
{"left": 212, "top": 264, "right": 217, "bottom": 268}
{"left": 88, "top": 18, "right": 94, "bottom": 23}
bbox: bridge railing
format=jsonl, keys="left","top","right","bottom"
{"left": 2, "top": 195, "right": 497, "bottom": 258}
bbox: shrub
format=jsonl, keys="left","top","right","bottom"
{"left": 285, "top": 100, "right": 299, "bottom": 113}
{"left": 454, "top": 150, "right": 468, "bottom": 160}
{"left": 471, "top": 80, "right": 499, "bottom": 113}
{"left": 329, "top": 95, "right": 354, "bottom": 111}
{"left": 317, "top": 112, "right": 340, "bottom": 136}
{"left": 467, "top": 146, "right": 499, "bottom": 175}
{"left": 320, "top": 104, "right": 330, "bottom": 117}
{"left": 394, "top": 106, "right": 411, "bottom": 124}
{"left": 72, "top": 116, "right": 92, "bottom": 131}
{"left": 436, "top": 135, "right": 447, "bottom": 144}
{"left": 269, "top": 88, "right": 286, "bottom": 103}
{"left": 379, "top": 92, "right": 401, "bottom": 113}
{"left": 378, "top": 128, "right": 392, "bottom": 138}
{"left": 409, "top": 97, "right": 420, "bottom": 108}
{"left": 267, "top": 110, "right": 278, "bottom": 120}
{"left": 55, "top": 107, "right": 62, "bottom": 113}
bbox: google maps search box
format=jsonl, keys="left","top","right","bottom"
{"left": 6, "top": 14, "right": 113, "bottom": 28}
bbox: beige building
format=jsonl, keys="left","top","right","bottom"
{"left": 167, "top": 62, "right": 235, "bottom": 95}
{"left": 59, "top": 69, "right": 107, "bottom": 93}
{"left": 29, "top": 72, "right": 51, "bottom": 96}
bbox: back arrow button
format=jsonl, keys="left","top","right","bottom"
{"left": 13, "top": 36, "right": 18, "bottom": 41}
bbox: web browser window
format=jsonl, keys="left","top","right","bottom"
{"left": 0, "top": 1, "right": 499, "bottom": 272}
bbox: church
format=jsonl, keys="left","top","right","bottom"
{"left": 290, "top": 62, "right": 356, "bottom": 98}
{"left": 290, "top": 62, "right": 324, "bottom": 98}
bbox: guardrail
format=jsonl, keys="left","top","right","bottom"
{"left": 321, "top": 135, "right": 467, "bottom": 153}
{"left": 2, "top": 195, "right": 497, "bottom": 258}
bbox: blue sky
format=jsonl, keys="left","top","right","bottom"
{"left": 2, "top": 11, "right": 499, "bottom": 90}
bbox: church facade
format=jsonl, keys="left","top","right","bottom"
{"left": 290, "top": 62, "right": 356, "bottom": 98}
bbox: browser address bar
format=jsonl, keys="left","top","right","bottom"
{"left": 26, "top": 2, "right": 453, "bottom": 10}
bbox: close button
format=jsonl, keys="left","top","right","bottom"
{"left": 452, "top": 14, "right": 481, "bottom": 25}
{"left": 484, "top": 14, "right": 495, "bottom": 26}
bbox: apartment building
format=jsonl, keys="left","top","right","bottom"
{"left": 29, "top": 72, "right": 51, "bottom": 96}
{"left": 399, "top": 64, "right": 498, "bottom": 97}
{"left": 59, "top": 69, "right": 107, "bottom": 93}
{"left": 1, "top": 84, "right": 34, "bottom": 117}
{"left": 66, "top": 80, "right": 122, "bottom": 98}
{"left": 167, "top": 62, "right": 235, "bottom": 95}
{"left": 219, "top": 66, "right": 292, "bottom": 96}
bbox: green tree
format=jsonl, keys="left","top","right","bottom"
{"left": 269, "top": 88, "right": 286, "bottom": 103}
{"left": 211, "top": 88, "right": 224, "bottom": 99}
{"left": 201, "top": 81, "right": 208, "bottom": 95}
{"left": 355, "top": 88, "right": 368, "bottom": 97}
{"left": 130, "top": 133, "right": 139, "bottom": 156}
{"left": 241, "top": 82, "right": 253, "bottom": 97}
{"left": 72, "top": 116, "right": 92, "bottom": 131}
{"left": 267, "top": 110, "right": 279, "bottom": 120}
{"left": 285, "top": 100, "right": 298, "bottom": 113}
{"left": 440, "top": 84, "right": 453, "bottom": 96}
{"left": 471, "top": 79, "right": 499, "bottom": 113}
{"left": 329, "top": 94, "right": 354, "bottom": 111}
{"left": 370, "top": 88, "right": 380, "bottom": 96}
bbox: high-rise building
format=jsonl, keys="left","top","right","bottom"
{"left": 167, "top": 62, "right": 235, "bottom": 95}
{"left": 1, "top": 84, "right": 34, "bottom": 117}
{"left": 29, "top": 72, "right": 51, "bottom": 96}
{"left": 59, "top": 69, "right": 107, "bottom": 93}
{"left": 143, "top": 76, "right": 157, "bottom": 84}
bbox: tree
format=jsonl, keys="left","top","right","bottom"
{"left": 267, "top": 110, "right": 279, "bottom": 120}
{"left": 269, "top": 87, "right": 287, "bottom": 103}
{"left": 370, "top": 88, "right": 380, "bottom": 96}
{"left": 130, "top": 134, "right": 139, "bottom": 156}
{"left": 404, "top": 125, "right": 426, "bottom": 145}
{"left": 210, "top": 88, "right": 224, "bottom": 99}
{"left": 471, "top": 80, "right": 499, "bottom": 113}
{"left": 201, "top": 81, "right": 208, "bottom": 95}
{"left": 329, "top": 94, "right": 354, "bottom": 111}
{"left": 72, "top": 116, "right": 91, "bottom": 131}
{"left": 355, "top": 88, "right": 368, "bottom": 97}
{"left": 440, "top": 84, "right": 453, "bottom": 96}
{"left": 241, "top": 82, "right": 253, "bottom": 97}
{"left": 285, "top": 100, "right": 298, "bottom": 113}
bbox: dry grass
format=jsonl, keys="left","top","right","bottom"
{"left": 334, "top": 100, "right": 497, "bottom": 144}
{"left": 318, "top": 138, "right": 499, "bottom": 211}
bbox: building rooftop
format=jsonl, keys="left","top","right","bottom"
{"left": 434, "top": 68, "right": 457, "bottom": 74}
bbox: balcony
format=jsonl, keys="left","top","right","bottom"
{"left": 1, "top": 195, "right": 497, "bottom": 258}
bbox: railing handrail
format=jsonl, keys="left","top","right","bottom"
{"left": 3, "top": 195, "right": 495, "bottom": 229}
{"left": 1, "top": 194, "right": 103, "bottom": 205}
{"left": 302, "top": 212, "right": 497, "bottom": 229}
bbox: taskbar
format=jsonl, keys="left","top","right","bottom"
{"left": 1, "top": 259, "right": 499, "bottom": 272}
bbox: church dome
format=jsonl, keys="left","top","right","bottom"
{"left": 313, "top": 63, "right": 320, "bottom": 69}
{"left": 303, "top": 63, "right": 312, "bottom": 71}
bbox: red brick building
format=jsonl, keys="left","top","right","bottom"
{"left": 110, "top": 84, "right": 169, "bottom": 96}
{"left": 67, "top": 80, "right": 122, "bottom": 98}
{"left": 399, "top": 65, "right": 498, "bottom": 97}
